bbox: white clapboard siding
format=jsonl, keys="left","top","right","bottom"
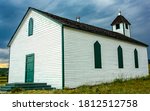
{"left": 112, "top": 23, "right": 130, "bottom": 37}
{"left": 64, "top": 27, "right": 148, "bottom": 88}
{"left": 8, "top": 10, "right": 62, "bottom": 89}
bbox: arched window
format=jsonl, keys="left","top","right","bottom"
{"left": 28, "top": 18, "right": 33, "bottom": 36}
{"left": 117, "top": 45, "right": 123, "bottom": 68}
{"left": 94, "top": 41, "right": 102, "bottom": 68}
{"left": 134, "top": 49, "right": 139, "bottom": 68}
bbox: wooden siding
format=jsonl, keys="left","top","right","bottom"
{"left": 112, "top": 23, "right": 131, "bottom": 37}
{"left": 64, "top": 27, "right": 148, "bottom": 88}
{"left": 8, "top": 10, "right": 62, "bottom": 89}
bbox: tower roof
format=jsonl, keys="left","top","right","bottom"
{"left": 111, "top": 15, "right": 131, "bottom": 26}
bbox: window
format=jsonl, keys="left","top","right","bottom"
{"left": 28, "top": 18, "right": 33, "bottom": 36}
{"left": 94, "top": 41, "right": 102, "bottom": 68}
{"left": 134, "top": 49, "right": 139, "bottom": 68}
{"left": 117, "top": 46, "right": 123, "bottom": 68}
{"left": 125, "top": 24, "right": 128, "bottom": 29}
{"left": 116, "top": 24, "right": 120, "bottom": 29}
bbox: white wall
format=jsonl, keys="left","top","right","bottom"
{"left": 64, "top": 27, "right": 148, "bottom": 88}
{"left": 113, "top": 23, "right": 124, "bottom": 35}
{"left": 124, "top": 24, "right": 131, "bottom": 37}
{"left": 9, "top": 10, "right": 63, "bottom": 89}
{"left": 112, "top": 23, "right": 131, "bottom": 37}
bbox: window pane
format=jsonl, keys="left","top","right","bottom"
{"left": 116, "top": 24, "right": 120, "bottom": 29}
{"left": 125, "top": 24, "right": 128, "bottom": 29}
{"left": 28, "top": 18, "right": 33, "bottom": 36}
{"left": 134, "top": 49, "right": 139, "bottom": 68}
{"left": 118, "top": 46, "right": 123, "bottom": 68}
{"left": 94, "top": 41, "right": 102, "bottom": 68}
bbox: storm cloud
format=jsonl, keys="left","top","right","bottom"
{"left": 0, "top": 0, "right": 150, "bottom": 63}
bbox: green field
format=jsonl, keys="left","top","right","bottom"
{"left": 149, "top": 64, "right": 150, "bottom": 73}
{"left": 0, "top": 65, "right": 150, "bottom": 94}
{"left": 0, "top": 68, "right": 8, "bottom": 86}
{"left": 0, "top": 68, "right": 8, "bottom": 76}
{"left": 0, "top": 76, "right": 8, "bottom": 85}
{"left": 0, "top": 74, "right": 149, "bottom": 94}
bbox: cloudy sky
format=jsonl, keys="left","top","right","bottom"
{"left": 0, "top": 0, "right": 150, "bottom": 64}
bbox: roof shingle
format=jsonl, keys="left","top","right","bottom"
{"left": 8, "top": 7, "right": 148, "bottom": 47}
{"left": 111, "top": 15, "right": 131, "bottom": 26}
{"left": 33, "top": 7, "right": 147, "bottom": 47}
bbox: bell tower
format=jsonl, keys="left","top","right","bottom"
{"left": 111, "top": 11, "right": 131, "bottom": 37}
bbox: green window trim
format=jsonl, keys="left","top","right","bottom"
{"left": 117, "top": 45, "right": 123, "bottom": 68}
{"left": 134, "top": 49, "right": 139, "bottom": 68}
{"left": 125, "top": 24, "right": 128, "bottom": 29}
{"left": 116, "top": 24, "right": 120, "bottom": 29}
{"left": 94, "top": 41, "right": 102, "bottom": 68}
{"left": 28, "top": 18, "right": 33, "bottom": 36}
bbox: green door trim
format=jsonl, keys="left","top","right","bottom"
{"left": 25, "top": 53, "right": 34, "bottom": 83}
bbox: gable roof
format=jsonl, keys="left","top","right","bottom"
{"left": 111, "top": 15, "right": 131, "bottom": 26}
{"left": 8, "top": 7, "right": 148, "bottom": 47}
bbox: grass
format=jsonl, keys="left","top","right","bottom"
{"left": 0, "top": 68, "right": 8, "bottom": 85}
{"left": 0, "top": 76, "right": 8, "bottom": 85}
{"left": 149, "top": 64, "right": 150, "bottom": 73}
{"left": 0, "top": 64, "right": 150, "bottom": 94}
{"left": 1, "top": 74, "right": 149, "bottom": 94}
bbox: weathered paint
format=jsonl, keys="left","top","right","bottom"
{"left": 8, "top": 10, "right": 63, "bottom": 89}
{"left": 64, "top": 27, "right": 148, "bottom": 88}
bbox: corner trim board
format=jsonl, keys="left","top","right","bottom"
{"left": 61, "top": 25, "right": 65, "bottom": 89}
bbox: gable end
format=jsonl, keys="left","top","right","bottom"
{"left": 7, "top": 7, "right": 62, "bottom": 47}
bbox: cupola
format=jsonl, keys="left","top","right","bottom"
{"left": 111, "top": 11, "right": 131, "bottom": 37}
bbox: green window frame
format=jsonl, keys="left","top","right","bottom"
{"left": 134, "top": 49, "right": 139, "bottom": 68}
{"left": 125, "top": 24, "right": 128, "bottom": 29}
{"left": 116, "top": 24, "right": 120, "bottom": 29}
{"left": 28, "top": 18, "right": 33, "bottom": 36}
{"left": 117, "top": 45, "right": 123, "bottom": 68}
{"left": 94, "top": 41, "right": 102, "bottom": 68}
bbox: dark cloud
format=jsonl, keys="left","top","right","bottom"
{"left": 0, "top": 48, "right": 9, "bottom": 63}
{"left": 0, "top": 2, "right": 27, "bottom": 48}
{"left": 0, "top": 53, "right": 8, "bottom": 60}
{"left": 0, "top": 0, "right": 150, "bottom": 63}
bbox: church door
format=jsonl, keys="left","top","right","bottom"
{"left": 25, "top": 54, "right": 34, "bottom": 82}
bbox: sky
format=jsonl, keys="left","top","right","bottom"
{"left": 0, "top": 0, "right": 150, "bottom": 65}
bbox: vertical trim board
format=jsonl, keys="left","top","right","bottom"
{"left": 61, "top": 25, "right": 65, "bottom": 89}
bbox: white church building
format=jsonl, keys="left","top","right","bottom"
{"left": 7, "top": 7, "right": 149, "bottom": 89}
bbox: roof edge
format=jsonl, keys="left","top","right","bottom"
{"left": 8, "top": 7, "right": 148, "bottom": 48}
{"left": 111, "top": 15, "right": 131, "bottom": 26}
{"left": 7, "top": 7, "right": 62, "bottom": 47}
{"left": 63, "top": 25, "right": 148, "bottom": 47}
